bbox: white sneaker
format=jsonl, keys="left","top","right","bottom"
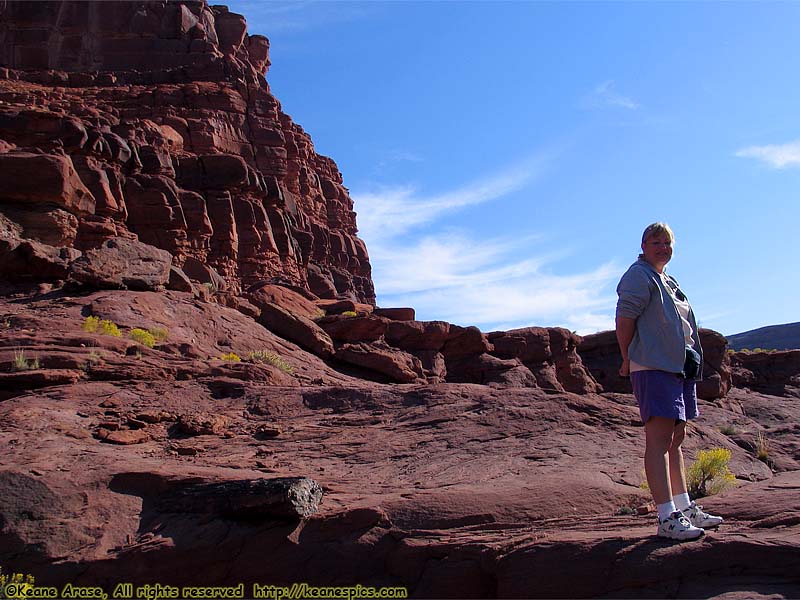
{"left": 657, "top": 510, "right": 705, "bottom": 540}
{"left": 684, "top": 501, "right": 723, "bottom": 529}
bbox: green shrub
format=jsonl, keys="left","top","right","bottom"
{"left": 719, "top": 424, "right": 737, "bottom": 436}
{"left": 148, "top": 327, "right": 169, "bottom": 342}
{"left": 687, "top": 447, "right": 737, "bottom": 498}
{"left": 247, "top": 350, "right": 294, "bottom": 374}
{"left": 83, "top": 316, "right": 121, "bottom": 337}
{"left": 219, "top": 352, "right": 241, "bottom": 362}
{"left": 341, "top": 310, "right": 358, "bottom": 317}
{"left": 82, "top": 315, "right": 100, "bottom": 333}
{"left": 129, "top": 328, "right": 155, "bottom": 348}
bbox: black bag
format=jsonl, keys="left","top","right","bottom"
{"left": 683, "top": 346, "right": 701, "bottom": 379}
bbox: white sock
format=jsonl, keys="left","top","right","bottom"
{"left": 674, "top": 492, "right": 692, "bottom": 511}
{"left": 657, "top": 500, "right": 677, "bottom": 522}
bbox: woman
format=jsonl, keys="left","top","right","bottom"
{"left": 616, "top": 222, "right": 723, "bottom": 540}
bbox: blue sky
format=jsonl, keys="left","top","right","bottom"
{"left": 224, "top": 1, "right": 799, "bottom": 336}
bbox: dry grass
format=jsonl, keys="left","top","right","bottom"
{"left": 754, "top": 430, "right": 770, "bottom": 462}
{"left": 247, "top": 350, "right": 294, "bottom": 374}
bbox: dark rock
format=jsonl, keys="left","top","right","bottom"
{"left": 0, "top": 369, "right": 83, "bottom": 399}
{"left": 315, "top": 299, "right": 356, "bottom": 315}
{"left": 0, "top": 239, "right": 80, "bottom": 282}
{"left": 157, "top": 477, "right": 323, "bottom": 520}
{"left": 180, "top": 257, "right": 227, "bottom": 291}
{"left": 443, "top": 325, "right": 492, "bottom": 358}
{"left": 167, "top": 266, "right": 193, "bottom": 292}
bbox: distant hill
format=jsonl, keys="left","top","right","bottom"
{"left": 726, "top": 322, "right": 800, "bottom": 351}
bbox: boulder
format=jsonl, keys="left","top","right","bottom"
{"left": 576, "top": 329, "right": 629, "bottom": 394}
{"left": 386, "top": 320, "right": 450, "bottom": 352}
{"left": 257, "top": 302, "right": 334, "bottom": 358}
{"left": 374, "top": 307, "right": 415, "bottom": 321}
{"left": 157, "top": 477, "right": 323, "bottom": 520}
{"left": 69, "top": 237, "right": 172, "bottom": 291}
{"left": 248, "top": 283, "right": 321, "bottom": 320}
{"left": 731, "top": 349, "right": 800, "bottom": 398}
{"left": 335, "top": 341, "right": 424, "bottom": 383}
{"left": 181, "top": 257, "right": 227, "bottom": 292}
{"left": 95, "top": 428, "right": 151, "bottom": 445}
{"left": 442, "top": 325, "right": 492, "bottom": 359}
{"left": 176, "top": 412, "right": 230, "bottom": 437}
{"left": 547, "top": 327, "right": 599, "bottom": 394}
{"left": 696, "top": 329, "right": 732, "bottom": 400}
{"left": 445, "top": 353, "right": 538, "bottom": 387}
{"left": 415, "top": 350, "right": 447, "bottom": 382}
{"left": 315, "top": 299, "right": 356, "bottom": 316}
{"left": 318, "top": 314, "right": 389, "bottom": 343}
{"left": 1, "top": 206, "right": 79, "bottom": 246}
{"left": 166, "top": 266, "right": 194, "bottom": 292}
{"left": 0, "top": 239, "right": 80, "bottom": 282}
{"left": 0, "top": 153, "right": 95, "bottom": 215}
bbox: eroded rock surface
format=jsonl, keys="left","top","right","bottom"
{"left": 0, "top": 0, "right": 374, "bottom": 302}
{"left": 0, "top": 285, "right": 798, "bottom": 599}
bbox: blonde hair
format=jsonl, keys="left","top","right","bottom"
{"left": 638, "top": 222, "right": 674, "bottom": 259}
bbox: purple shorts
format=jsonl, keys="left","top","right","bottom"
{"left": 631, "top": 369, "right": 698, "bottom": 424}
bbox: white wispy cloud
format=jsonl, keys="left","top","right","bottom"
{"left": 355, "top": 153, "right": 548, "bottom": 240}
{"left": 581, "top": 80, "right": 640, "bottom": 110}
{"left": 353, "top": 155, "right": 620, "bottom": 334}
{"left": 374, "top": 239, "right": 619, "bottom": 334}
{"left": 368, "top": 232, "right": 550, "bottom": 295}
{"left": 735, "top": 140, "right": 800, "bottom": 168}
{"left": 230, "top": 1, "right": 369, "bottom": 34}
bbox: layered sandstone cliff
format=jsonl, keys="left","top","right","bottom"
{"left": 3, "top": 4, "right": 800, "bottom": 598}
{"left": 0, "top": 0, "right": 374, "bottom": 302}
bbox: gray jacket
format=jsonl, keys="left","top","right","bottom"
{"left": 616, "top": 259, "right": 703, "bottom": 379}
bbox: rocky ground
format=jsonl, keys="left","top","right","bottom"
{"left": 1, "top": 284, "right": 799, "bottom": 599}
{"left": 1, "top": 2, "right": 799, "bottom": 597}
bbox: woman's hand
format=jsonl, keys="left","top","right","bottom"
{"left": 615, "top": 316, "right": 635, "bottom": 379}
{"left": 619, "top": 358, "right": 630, "bottom": 378}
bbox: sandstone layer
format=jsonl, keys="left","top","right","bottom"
{"left": 0, "top": 0, "right": 374, "bottom": 303}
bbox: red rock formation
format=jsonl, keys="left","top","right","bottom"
{"left": 730, "top": 349, "right": 800, "bottom": 398}
{"left": 578, "top": 328, "right": 732, "bottom": 399}
{"left": 0, "top": 0, "right": 374, "bottom": 303}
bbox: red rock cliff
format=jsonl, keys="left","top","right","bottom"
{"left": 0, "top": 0, "right": 375, "bottom": 303}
